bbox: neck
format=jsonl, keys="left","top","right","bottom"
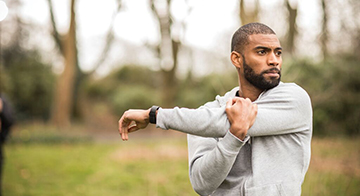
{"left": 238, "top": 79, "right": 263, "bottom": 102}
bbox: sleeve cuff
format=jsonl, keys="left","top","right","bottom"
{"left": 218, "top": 131, "right": 249, "bottom": 155}
{"left": 155, "top": 108, "right": 168, "bottom": 130}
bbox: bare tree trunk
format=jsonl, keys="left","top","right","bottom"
{"left": 321, "top": 0, "right": 328, "bottom": 60}
{"left": 151, "top": 0, "right": 180, "bottom": 107}
{"left": 350, "top": 0, "right": 360, "bottom": 61}
{"left": 285, "top": 0, "right": 298, "bottom": 56}
{"left": 161, "top": 39, "right": 180, "bottom": 107}
{"left": 48, "top": 0, "right": 122, "bottom": 126}
{"left": 51, "top": 0, "right": 77, "bottom": 126}
{"left": 239, "top": 0, "right": 259, "bottom": 25}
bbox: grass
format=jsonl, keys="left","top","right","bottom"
{"left": 302, "top": 137, "right": 360, "bottom": 196}
{"left": 4, "top": 140, "right": 194, "bottom": 195}
{"left": 3, "top": 125, "right": 360, "bottom": 195}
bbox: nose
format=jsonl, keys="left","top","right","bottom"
{"left": 267, "top": 52, "right": 280, "bottom": 67}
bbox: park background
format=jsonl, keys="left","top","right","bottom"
{"left": 0, "top": 0, "right": 359, "bottom": 195}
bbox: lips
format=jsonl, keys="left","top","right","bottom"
{"left": 264, "top": 68, "right": 280, "bottom": 74}
{"left": 263, "top": 68, "right": 281, "bottom": 77}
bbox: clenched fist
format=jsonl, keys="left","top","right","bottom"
{"left": 225, "top": 97, "right": 258, "bottom": 140}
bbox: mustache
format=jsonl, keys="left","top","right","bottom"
{"left": 262, "top": 68, "right": 281, "bottom": 74}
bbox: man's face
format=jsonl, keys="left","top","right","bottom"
{"left": 240, "top": 34, "right": 282, "bottom": 90}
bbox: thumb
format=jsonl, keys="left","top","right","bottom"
{"left": 226, "top": 98, "right": 235, "bottom": 109}
{"left": 128, "top": 124, "right": 140, "bottom": 133}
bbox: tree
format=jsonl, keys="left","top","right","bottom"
{"left": 48, "top": 0, "right": 77, "bottom": 126}
{"left": 320, "top": 0, "right": 329, "bottom": 59}
{"left": 285, "top": 0, "right": 298, "bottom": 56}
{"left": 47, "top": 0, "right": 122, "bottom": 127}
{"left": 149, "top": 0, "right": 189, "bottom": 107}
{"left": 239, "top": 0, "right": 259, "bottom": 25}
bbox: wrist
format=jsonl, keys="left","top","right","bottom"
{"left": 229, "top": 124, "right": 248, "bottom": 140}
{"left": 149, "top": 106, "right": 160, "bottom": 124}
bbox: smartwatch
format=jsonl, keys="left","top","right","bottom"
{"left": 149, "top": 106, "right": 160, "bottom": 124}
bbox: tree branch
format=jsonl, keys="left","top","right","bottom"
{"left": 88, "top": 0, "right": 122, "bottom": 75}
{"left": 47, "top": 0, "right": 64, "bottom": 56}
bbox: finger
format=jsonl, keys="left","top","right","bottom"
{"left": 119, "top": 116, "right": 131, "bottom": 141}
{"left": 122, "top": 123, "right": 141, "bottom": 141}
{"left": 119, "top": 112, "right": 129, "bottom": 133}
{"left": 121, "top": 132, "right": 128, "bottom": 141}
{"left": 122, "top": 123, "right": 130, "bottom": 141}
{"left": 128, "top": 124, "right": 140, "bottom": 133}
{"left": 122, "top": 121, "right": 131, "bottom": 141}
{"left": 118, "top": 116, "right": 124, "bottom": 134}
{"left": 234, "top": 97, "right": 245, "bottom": 104}
{"left": 226, "top": 98, "right": 233, "bottom": 109}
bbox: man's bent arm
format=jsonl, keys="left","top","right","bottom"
{"left": 188, "top": 131, "right": 249, "bottom": 195}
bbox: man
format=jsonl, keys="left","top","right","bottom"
{"left": 118, "top": 23, "right": 312, "bottom": 196}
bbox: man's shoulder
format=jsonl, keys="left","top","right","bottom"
{"left": 216, "top": 87, "right": 239, "bottom": 105}
{"left": 201, "top": 87, "right": 239, "bottom": 108}
{"left": 273, "top": 82, "right": 309, "bottom": 96}
{"left": 266, "top": 82, "right": 311, "bottom": 104}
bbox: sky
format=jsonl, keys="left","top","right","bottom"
{"left": 2, "top": 0, "right": 322, "bottom": 76}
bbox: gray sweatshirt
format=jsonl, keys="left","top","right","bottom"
{"left": 156, "top": 82, "right": 312, "bottom": 196}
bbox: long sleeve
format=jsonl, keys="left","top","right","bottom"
{"left": 187, "top": 131, "right": 249, "bottom": 196}
{"left": 248, "top": 83, "right": 312, "bottom": 136}
{"left": 172, "top": 83, "right": 312, "bottom": 195}
{"left": 156, "top": 83, "right": 312, "bottom": 137}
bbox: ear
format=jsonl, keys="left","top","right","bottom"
{"left": 230, "top": 51, "right": 242, "bottom": 70}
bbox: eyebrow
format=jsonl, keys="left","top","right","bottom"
{"left": 254, "top": 46, "right": 283, "bottom": 51}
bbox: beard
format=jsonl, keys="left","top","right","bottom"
{"left": 242, "top": 57, "right": 281, "bottom": 90}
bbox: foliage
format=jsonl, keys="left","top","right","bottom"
{"left": 283, "top": 56, "right": 360, "bottom": 136}
{"left": 1, "top": 12, "right": 56, "bottom": 121}
{"left": 176, "top": 72, "right": 238, "bottom": 108}
{"left": 86, "top": 65, "right": 162, "bottom": 115}
{"left": 87, "top": 65, "right": 161, "bottom": 98}
{"left": 1, "top": 51, "right": 55, "bottom": 120}
{"left": 86, "top": 65, "right": 239, "bottom": 115}
{"left": 111, "top": 85, "right": 161, "bottom": 115}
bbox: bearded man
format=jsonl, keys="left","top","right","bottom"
{"left": 119, "top": 22, "right": 312, "bottom": 196}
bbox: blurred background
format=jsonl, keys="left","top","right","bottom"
{"left": 0, "top": 0, "right": 359, "bottom": 195}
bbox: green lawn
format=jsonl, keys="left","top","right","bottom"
{"left": 4, "top": 138, "right": 195, "bottom": 196}
{"left": 3, "top": 127, "right": 360, "bottom": 196}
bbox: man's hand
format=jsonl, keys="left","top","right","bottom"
{"left": 118, "top": 109, "right": 151, "bottom": 141}
{"left": 225, "top": 97, "right": 258, "bottom": 140}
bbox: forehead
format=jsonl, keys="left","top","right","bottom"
{"left": 247, "top": 34, "right": 281, "bottom": 49}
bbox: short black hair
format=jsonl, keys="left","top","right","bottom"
{"left": 231, "top": 22, "right": 276, "bottom": 53}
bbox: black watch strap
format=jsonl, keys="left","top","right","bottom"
{"left": 149, "top": 106, "right": 160, "bottom": 124}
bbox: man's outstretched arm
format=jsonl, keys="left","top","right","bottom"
{"left": 118, "top": 83, "right": 312, "bottom": 140}
{"left": 156, "top": 83, "right": 312, "bottom": 137}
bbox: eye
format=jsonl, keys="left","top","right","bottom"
{"left": 276, "top": 51, "right": 282, "bottom": 56}
{"left": 257, "top": 50, "right": 266, "bottom": 55}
